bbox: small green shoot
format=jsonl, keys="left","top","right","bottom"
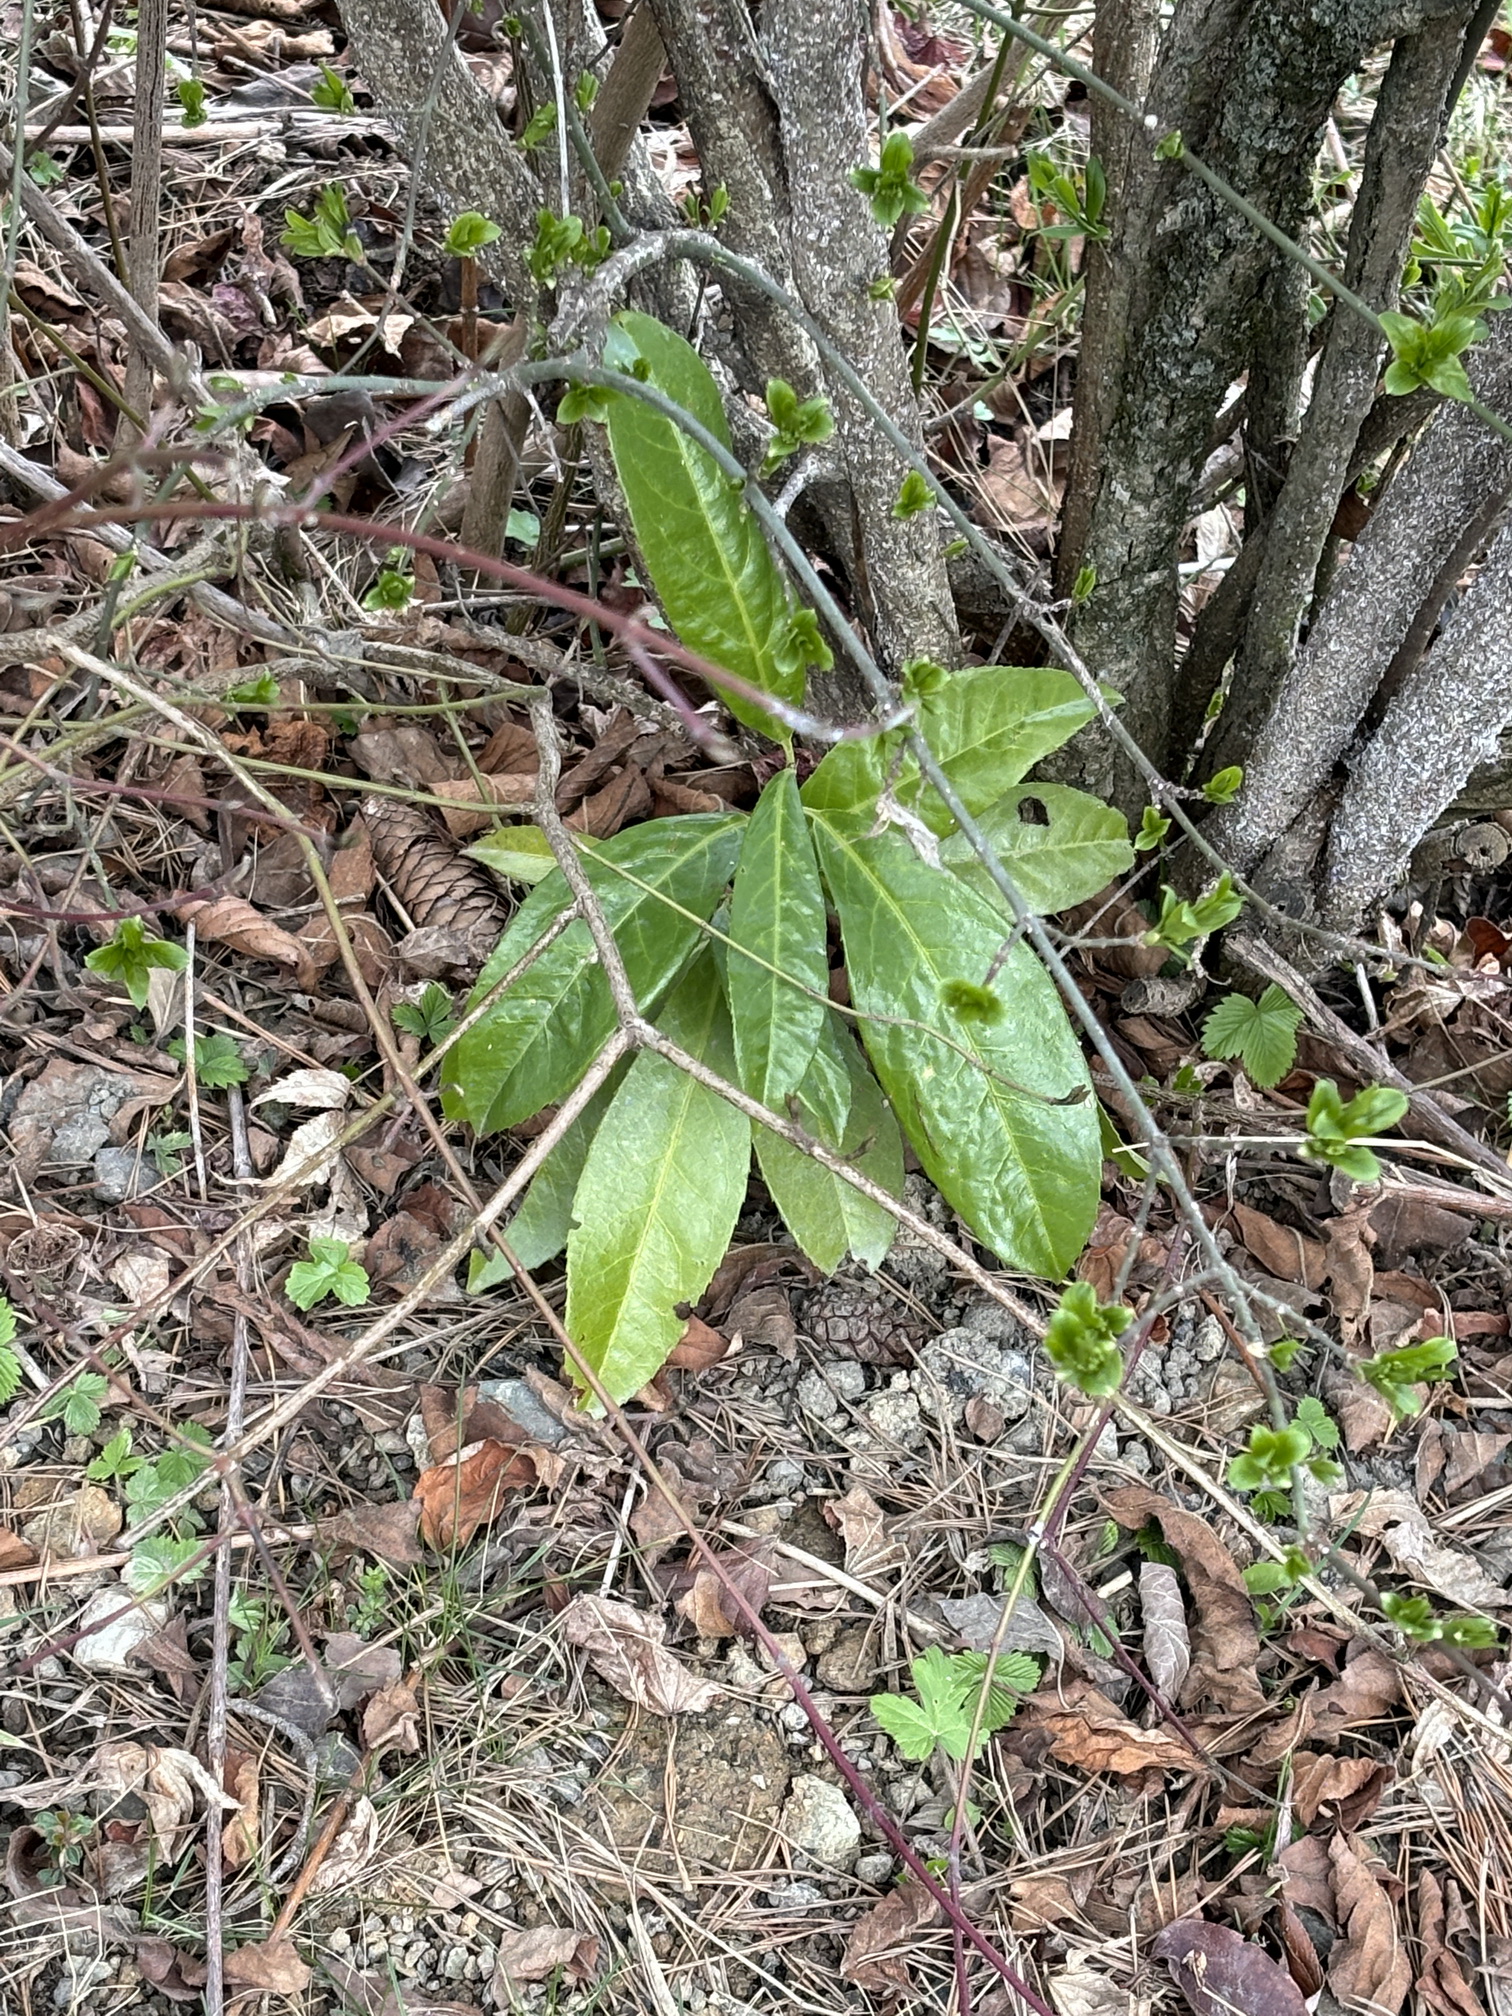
{"left": 1301, "top": 1080, "right": 1408, "bottom": 1183}
{"left": 1242, "top": 1544, "right": 1314, "bottom": 1597}
{"left": 443, "top": 210, "right": 502, "bottom": 258}
{"left": 281, "top": 184, "right": 363, "bottom": 263}
{"left": 84, "top": 916, "right": 188, "bottom": 1011}
{"left": 1380, "top": 1591, "right": 1497, "bottom": 1647}
{"left": 1145, "top": 876, "right": 1244, "bottom": 952}
{"left": 1202, "top": 984, "right": 1303, "bottom": 1089}
{"left": 311, "top": 64, "right": 356, "bottom": 113}
{"left": 225, "top": 673, "right": 281, "bottom": 707}
{"left": 1043, "top": 1280, "right": 1131, "bottom": 1397}
{"left": 286, "top": 1238, "right": 371, "bottom": 1311}
{"left": 893, "top": 469, "right": 934, "bottom": 519}
{"left": 176, "top": 77, "right": 208, "bottom": 127}
{"left": 761, "top": 379, "right": 834, "bottom": 476}
{"left": 1358, "top": 1335, "right": 1456, "bottom": 1420}
{"left": 850, "top": 130, "right": 930, "bottom": 230}
{"left": 1134, "top": 806, "right": 1171, "bottom": 852}
{"left": 363, "top": 563, "right": 414, "bottom": 613}
{"left": 1202, "top": 764, "right": 1244, "bottom": 805}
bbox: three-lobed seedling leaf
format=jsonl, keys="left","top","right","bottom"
{"left": 84, "top": 916, "right": 188, "bottom": 1011}
{"left": 870, "top": 1646, "right": 1040, "bottom": 1762}
{"left": 1202, "top": 984, "right": 1302, "bottom": 1089}
{"left": 286, "top": 1238, "right": 371, "bottom": 1311}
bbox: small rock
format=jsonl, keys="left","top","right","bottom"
{"left": 781, "top": 1773, "right": 860, "bottom": 1868}
{"left": 797, "top": 1369, "right": 842, "bottom": 1419}
{"left": 815, "top": 1623, "right": 878, "bottom": 1694}
{"left": 855, "top": 1851, "right": 895, "bottom": 1887}
{"left": 475, "top": 1377, "right": 569, "bottom": 1448}
{"left": 854, "top": 1382, "right": 924, "bottom": 1450}
{"left": 93, "top": 1146, "right": 145, "bottom": 1203}
{"left": 913, "top": 1328, "right": 1034, "bottom": 1424}
{"left": 764, "top": 1880, "right": 824, "bottom": 1910}
{"left": 72, "top": 1584, "right": 164, "bottom": 1673}
{"left": 22, "top": 1485, "right": 122, "bottom": 1560}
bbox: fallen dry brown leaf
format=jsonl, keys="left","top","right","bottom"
{"left": 220, "top": 1749, "right": 260, "bottom": 1872}
{"left": 1104, "top": 1486, "right": 1265, "bottom": 1714}
{"left": 1151, "top": 1917, "right": 1309, "bottom": 2016}
{"left": 559, "top": 1594, "right": 720, "bottom": 1715}
{"left": 413, "top": 1439, "right": 537, "bottom": 1548}
{"left": 491, "top": 1925, "right": 599, "bottom": 1991}
{"left": 1021, "top": 1676, "right": 1205, "bottom": 1777}
{"left": 363, "top": 1678, "right": 421, "bottom": 1754}
{"left": 841, "top": 1881, "right": 941, "bottom": 1993}
{"left": 1141, "top": 1560, "right": 1191, "bottom": 1703}
{"left": 309, "top": 1793, "right": 380, "bottom": 1896}
{"left": 666, "top": 1312, "right": 731, "bottom": 1370}
{"left": 1328, "top": 1833, "right": 1411, "bottom": 2016}
{"left": 1329, "top": 1489, "right": 1507, "bottom": 1610}
{"left": 178, "top": 893, "right": 303, "bottom": 972}
{"left": 223, "top": 1936, "right": 311, "bottom": 1992}
{"left": 824, "top": 1483, "right": 906, "bottom": 1581}
{"left": 316, "top": 1498, "right": 426, "bottom": 1568}
{"left": 1291, "top": 1752, "right": 1391, "bottom": 1830}
{"left": 1229, "top": 1203, "right": 1326, "bottom": 1290}
{"left": 1415, "top": 1869, "right": 1486, "bottom": 2016}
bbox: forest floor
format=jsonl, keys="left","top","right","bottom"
{"left": 4, "top": 6, "right": 1512, "bottom": 2016}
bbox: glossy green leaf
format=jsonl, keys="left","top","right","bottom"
{"left": 940, "top": 782, "right": 1133, "bottom": 915}
{"left": 728, "top": 769, "right": 828, "bottom": 1107}
{"left": 467, "top": 1068, "right": 626, "bottom": 1290}
{"left": 754, "top": 1012, "right": 901, "bottom": 1273}
{"left": 442, "top": 815, "right": 743, "bottom": 1134}
{"left": 566, "top": 953, "right": 751, "bottom": 1404}
{"left": 814, "top": 820, "right": 1099, "bottom": 1276}
{"left": 803, "top": 665, "right": 1098, "bottom": 835}
{"left": 603, "top": 311, "right": 803, "bottom": 739}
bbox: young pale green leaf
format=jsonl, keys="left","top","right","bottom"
{"left": 1359, "top": 1335, "right": 1457, "bottom": 1419}
{"left": 442, "top": 815, "right": 744, "bottom": 1134}
{"left": 565, "top": 954, "right": 751, "bottom": 1404}
{"left": 468, "top": 1068, "right": 626, "bottom": 1290}
{"left": 814, "top": 822, "right": 1099, "bottom": 1277}
{"left": 466, "top": 824, "right": 559, "bottom": 885}
{"left": 802, "top": 666, "right": 1098, "bottom": 837}
{"left": 286, "top": 1237, "right": 370, "bottom": 1310}
{"left": 1134, "top": 806, "right": 1170, "bottom": 852}
{"left": 0, "top": 1295, "right": 19, "bottom": 1406}
{"left": 728, "top": 770, "right": 828, "bottom": 1108}
{"left": 602, "top": 312, "right": 810, "bottom": 739}
{"left": 940, "top": 783, "right": 1134, "bottom": 916}
{"left": 1201, "top": 984, "right": 1302, "bottom": 1088}
{"left": 754, "top": 1012, "right": 902, "bottom": 1273}
{"left": 1044, "top": 1280, "right": 1130, "bottom": 1396}
{"left": 1227, "top": 1423, "right": 1310, "bottom": 1493}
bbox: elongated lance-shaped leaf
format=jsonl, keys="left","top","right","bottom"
{"left": 803, "top": 665, "right": 1100, "bottom": 834}
{"left": 728, "top": 768, "right": 828, "bottom": 1107}
{"left": 566, "top": 951, "right": 751, "bottom": 1405}
{"left": 814, "top": 820, "right": 1099, "bottom": 1277}
{"left": 754, "top": 1010, "right": 901, "bottom": 1273}
{"left": 940, "top": 782, "right": 1133, "bottom": 915}
{"left": 467, "top": 1065, "right": 627, "bottom": 1291}
{"left": 602, "top": 312, "right": 804, "bottom": 739}
{"left": 441, "top": 814, "right": 743, "bottom": 1134}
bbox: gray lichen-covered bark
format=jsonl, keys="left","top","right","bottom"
{"left": 1206, "top": 313, "right": 1512, "bottom": 884}
{"left": 763, "top": 0, "right": 959, "bottom": 673}
{"left": 1322, "top": 512, "right": 1512, "bottom": 928}
{"left": 1204, "top": 5, "right": 1473, "bottom": 776}
{"left": 1057, "top": 0, "right": 1457, "bottom": 810}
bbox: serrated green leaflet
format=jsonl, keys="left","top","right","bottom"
{"left": 566, "top": 952, "right": 751, "bottom": 1405}
{"left": 603, "top": 312, "right": 801, "bottom": 740}
{"left": 802, "top": 666, "right": 1098, "bottom": 834}
{"left": 728, "top": 769, "right": 828, "bottom": 1107}
{"left": 940, "top": 782, "right": 1133, "bottom": 915}
{"left": 467, "top": 1067, "right": 626, "bottom": 1291}
{"left": 813, "top": 821, "right": 1098, "bottom": 1276}
{"left": 442, "top": 815, "right": 742, "bottom": 1133}
{"left": 753, "top": 1012, "right": 901, "bottom": 1273}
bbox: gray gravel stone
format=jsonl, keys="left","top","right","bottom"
{"left": 855, "top": 1851, "right": 895, "bottom": 1886}
{"left": 781, "top": 1774, "right": 860, "bottom": 1867}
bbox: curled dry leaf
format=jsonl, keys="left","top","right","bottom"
{"left": 841, "top": 1882, "right": 941, "bottom": 1993}
{"left": 251, "top": 1067, "right": 353, "bottom": 1111}
{"left": 316, "top": 1497, "right": 426, "bottom": 1568}
{"left": 825, "top": 1484, "right": 906, "bottom": 1581}
{"left": 667, "top": 1312, "right": 731, "bottom": 1370}
{"left": 1328, "top": 1833, "right": 1412, "bottom": 2016}
{"left": 1415, "top": 1869, "right": 1486, "bottom": 2016}
{"left": 15, "top": 1741, "right": 237, "bottom": 1862}
{"left": 1051, "top": 1960, "right": 1152, "bottom": 2016}
{"left": 1229, "top": 1203, "right": 1326, "bottom": 1290}
{"left": 1140, "top": 1560, "right": 1191, "bottom": 1703}
{"left": 1329, "top": 1490, "right": 1507, "bottom": 1610}
{"left": 413, "top": 1438, "right": 537, "bottom": 1548}
{"left": 1022, "top": 1677, "right": 1204, "bottom": 1777}
{"left": 178, "top": 894, "right": 303, "bottom": 972}
{"left": 936, "top": 1590, "right": 1064, "bottom": 1661}
{"left": 491, "top": 1925, "right": 599, "bottom": 1990}
{"left": 1104, "top": 1487, "right": 1264, "bottom": 1714}
{"left": 220, "top": 1749, "right": 260, "bottom": 1872}
{"left": 1291, "top": 1753, "right": 1391, "bottom": 1830}
{"left": 309, "top": 1793, "right": 380, "bottom": 1896}
{"left": 560, "top": 1594, "right": 721, "bottom": 1715}
{"left": 362, "top": 1678, "right": 421, "bottom": 1754}
{"left": 222, "top": 1936, "right": 312, "bottom": 1992}
{"left": 1151, "top": 1917, "right": 1310, "bottom": 2016}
